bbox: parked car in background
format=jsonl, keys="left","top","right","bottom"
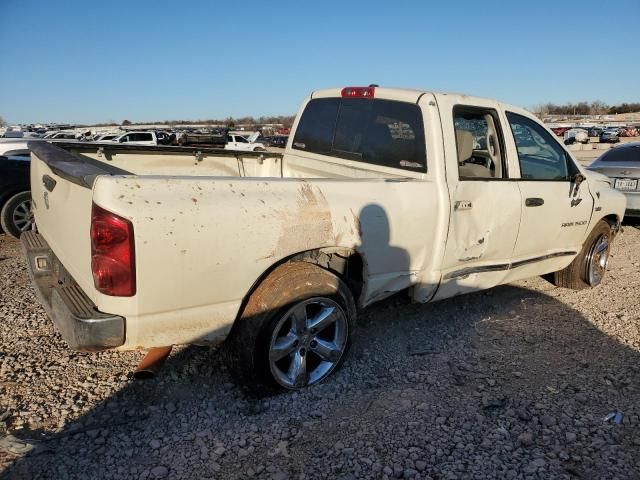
{"left": 618, "top": 126, "right": 639, "bottom": 137}
{"left": 0, "top": 153, "right": 32, "bottom": 237}
{"left": 0, "top": 140, "right": 32, "bottom": 157}
{"left": 588, "top": 143, "right": 640, "bottom": 218}
{"left": 112, "top": 131, "right": 160, "bottom": 146}
{"left": 588, "top": 127, "right": 603, "bottom": 138}
{"left": 268, "top": 135, "right": 289, "bottom": 148}
{"left": 564, "top": 128, "right": 589, "bottom": 145}
{"left": 2, "top": 129, "right": 24, "bottom": 138}
{"left": 176, "top": 130, "right": 227, "bottom": 147}
{"left": 43, "top": 131, "right": 80, "bottom": 140}
{"left": 225, "top": 133, "right": 266, "bottom": 151}
{"left": 94, "top": 133, "right": 120, "bottom": 141}
{"left": 600, "top": 129, "right": 620, "bottom": 144}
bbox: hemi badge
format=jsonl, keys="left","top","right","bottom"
{"left": 455, "top": 200, "right": 472, "bottom": 211}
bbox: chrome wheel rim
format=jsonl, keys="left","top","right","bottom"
{"left": 587, "top": 234, "right": 609, "bottom": 286}
{"left": 12, "top": 199, "right": 33, "bottom": 232}
{"left": 269, "top": 297, "right": 348, "bottom": 389}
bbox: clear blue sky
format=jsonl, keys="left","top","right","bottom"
{"left": 1, "top": 0, "right": 638, "bottom": 125}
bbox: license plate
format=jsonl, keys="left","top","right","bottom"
{"left": 614, "top": 178, "right": 638, "bottom": 191}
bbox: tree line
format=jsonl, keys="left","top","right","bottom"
{"left": 533, "top": 101, "right": 640, "bottom": 116}
{"left": 92, "top": 115, "right": 297, "bottom": 128}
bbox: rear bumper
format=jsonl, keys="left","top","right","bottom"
{"left": 20, "top": 231, "right": 125, "bottom": 351}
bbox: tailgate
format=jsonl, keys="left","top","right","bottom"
{"left": 28, "top": 142, "right": 130, "bottom": 301}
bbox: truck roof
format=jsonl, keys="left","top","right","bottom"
{"left": 310, "top": 86, "right": 530, "bottom": 118}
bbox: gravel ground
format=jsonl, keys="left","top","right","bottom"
{"left": 0, "top": 224, "right": 639, "bottom": 480}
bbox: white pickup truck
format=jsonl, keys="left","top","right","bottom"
{"left": 224, "top": 133, "right": 266, "bottom": 152}
{"left": 22, "top": 86, "right": 625, "bottom": 392}
{"left": 110, "top": 131, "right": 173, "bottom": 146}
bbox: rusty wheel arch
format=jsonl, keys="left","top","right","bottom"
{"left": 601, "top": 213, "right": 622, "bottom": 234}
{"left": 234, "top": 248, "right": 366, "bottom": 326}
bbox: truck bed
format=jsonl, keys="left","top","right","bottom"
{"left": 38, "top": 141, "right": 412, "bottom": 183}
{"left": 28, "top": 141, "right": 440, "bottom": 349}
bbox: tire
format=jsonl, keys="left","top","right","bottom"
{"left": 1, "top": 191, "right": 33, "bottom": 239}
{"left": 223, "top": 262, "right": 356, "bottom": 394}
{"left": 551, "top": 220, "right": 612, "bottom": 290}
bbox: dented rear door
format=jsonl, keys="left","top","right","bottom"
{"left": 432, "top": 97, "right": 522, "bottom": 300}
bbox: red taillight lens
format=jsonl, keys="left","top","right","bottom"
{"left": 341, "top": 86, "right": 375, "bottom": 98}
{"left": 90, "top": 203, "right": 135, "bottom": 296}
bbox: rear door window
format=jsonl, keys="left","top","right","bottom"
{"left": 134, "top": 133, "right": 153, "bottom": 142}
{"left": 453, "top": 106, "right": 506, "bottom": 179}
{"left": 292, "top": 97, "right": 426, "bottom": 172}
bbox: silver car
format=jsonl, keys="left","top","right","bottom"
{"left": 589, "top": 143, "right": 640, "bottom": 218}
{"left": 599, "top": 129, "right": 620, "bottom": 144}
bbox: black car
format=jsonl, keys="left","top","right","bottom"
{"left": 0, "top": 154, "right": 32, "bottom": 238}
{"left": 269, "top": 136, "right": 289, "bottom": 148}
{"left": 588, "top": 127, "right": 603, "bottom": 138}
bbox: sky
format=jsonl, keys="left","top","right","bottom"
{"left": 1, "top": 0, "right": 638, "bottom": 125}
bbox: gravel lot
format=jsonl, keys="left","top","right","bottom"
{"left": 0, "top": 222, "right": 639, "bottom": 480}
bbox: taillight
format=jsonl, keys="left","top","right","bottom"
{"left": 341, "top": 86, "right": 375, "bottom": 98}
{"left": 91, "top": 203, "right": 136, "bottom": 296}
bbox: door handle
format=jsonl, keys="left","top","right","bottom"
{"left": 525, "top": 197, "right": 544, "bottom": 207}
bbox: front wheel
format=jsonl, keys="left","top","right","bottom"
{"left": 223, "top": 262, "right": 356, "bottom": 393}
{"left": 1, "top": 191, "right": 33, "bottom": 238}
{"left": 550, "top": 220, "right": 613, "bottom": 289}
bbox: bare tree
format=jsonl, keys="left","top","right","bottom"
{"left": 590, "top": 101, "right": 608, "bottom": 115}
{"left": 531, "top": 103, "right": 550, "bottom": 117}
{"left": 0, "top": 115, "right": 7, "bottom": 127}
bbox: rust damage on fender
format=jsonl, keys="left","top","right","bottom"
{"left": 271, "top": 183, "right": 338, "bottom": 258}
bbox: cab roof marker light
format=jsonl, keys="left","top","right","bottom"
{"left": 341, "top": 86, "right": 375, "bottom": 98}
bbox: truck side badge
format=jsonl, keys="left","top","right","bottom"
{"left": 454, "top": 200, "right": 472, "bottom": 211}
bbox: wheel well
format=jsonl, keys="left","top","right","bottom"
{"left": 289, "top": 248, "right": 364, "bottom": 303}
{"left": 602, "top": 214, "right": 619, "bottom": 226}
{"left": 235, "top": 248, "right": 365, "bottom": 324}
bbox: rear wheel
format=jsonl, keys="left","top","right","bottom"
{"left": 551, "top": 220, "right": 612, "bottom": 289}
{"left": 1, "top": 191, "right": 33, "bottom": 239}
{"left": 224, "top": 262, "right": 356, "bottom": 393}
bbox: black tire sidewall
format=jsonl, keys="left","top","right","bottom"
{"left": 226, "top": 262, "right": 356, "bottom": 393}
{"left": 1, "top": 191, "right": 31, "bottom": 238}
